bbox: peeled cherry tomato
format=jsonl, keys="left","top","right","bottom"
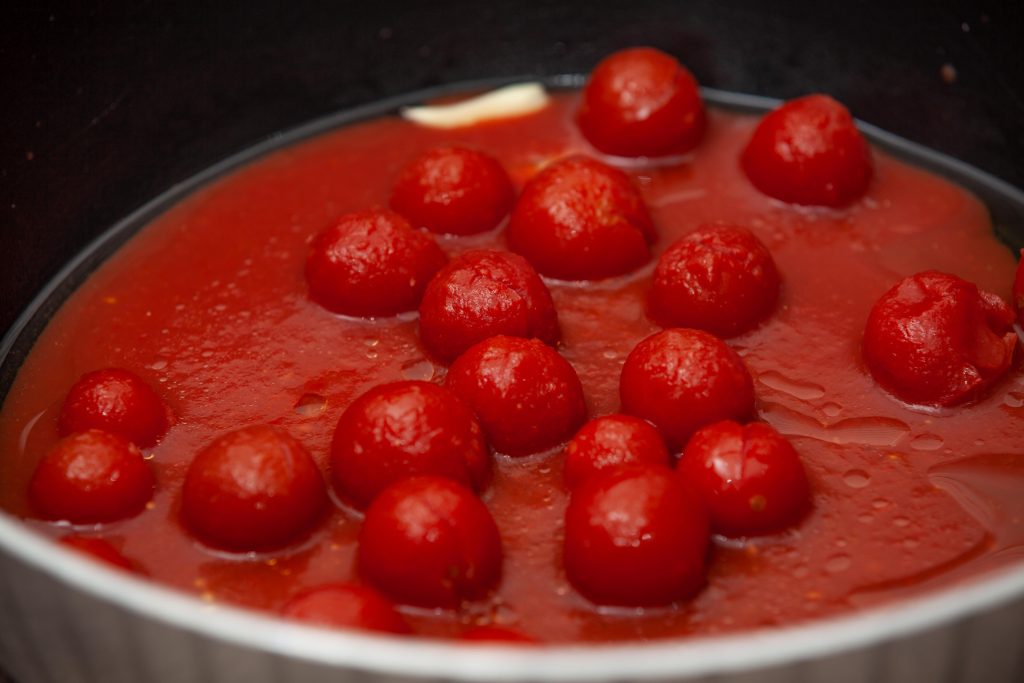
{"left": 564, "top": 464, "right": 709, "bottom": 606}
{"left": 577, "top": 47, "right": 705, "bottom": 158}
{"left": 182, "top": 425, "right": 327, "bottom": 551}
{"left": 648, "top": 224, "right": 780, "bottom": 337}
{"left": 446, "top": 336, "right": 587, "bottom": 456}
{"left": 305, "top": 208, "right": 447, "bottom": 317}
{"left": 741, "top": 94, "right": 872, "bottom": 207}
{"left": 390, "top": 146, "right": 515, "bottom": 236}
{"left": 419, "top": 250, "right": 559, "bottom": 361}
{"left": 620, "top": 328, "right": 754, "bottom": 449}
{"left": 678, "top": 421, "right": 810, "bottom": 537}
{"left": 563, "top": 414, "right": 670, "bottom": 489}
{"left": 330, "top": 380, "right": 490, "bottom": 509}
{"left": 29, "top": 430, "right": 154, "bottom": 524}
{"left": 59, "top": 368, "right": 169, "bottom": 448}
{"left": 863, "top": 271, "right": 1016, "bottom": 407}
{"left": 1013, "top": 250, "right": 1024, "bottom": 326}
{"left": 460, "top": 626, "right": 538, "bottom": 644}
{"left": 358, "top": 476, "right": 502, "bottom": 608}
{"left": 506, "top": 156, "right": 655, "bottom": 281}
{"left": 282, "top": 583, "right": 411, "bottom": 634}
{"left": 58, "top": 536, "right": 138, "bottom": 572}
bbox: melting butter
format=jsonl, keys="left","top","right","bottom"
{"left": 401, "top": 83, "right": 550, "bottom": 129}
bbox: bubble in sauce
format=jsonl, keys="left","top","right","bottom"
{"left": 842, "top": 469, "right": 871, "bottom": 489}
{"left": 825, "top": 554, "right": 851, "bottom": 574}
{"left": 293, "top": 393, "right": 327, "bottom": 416}
{"left": 910, "top": 433, "right": 944, "bottom": 451}
{"left": 401, "top": 359, "right": 436, "bottom": 381}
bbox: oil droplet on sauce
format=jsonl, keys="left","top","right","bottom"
{"left": 757, "top": 370, "right": 826, "bottom": 401}
{"left": 821, "top": 402, "right": 842, "bottom": 417}
{"left": 929, "top": 453, "right": 1024, "bottom": 551}
{"left": 1003, "top": 392, "right": 1024, "bottom": 409}
{"left": 762, "top": 402, "right": 909, "bottom": 448}
{"left": 910, "top": 434, "right": 944, "bottom": 451}
{"left": 401, "top": 360, "right": 435, "bottom": 382}
{"left": 843, "top": 469, "right": 871, "bottom": 489}
{"left": 293, "top": 393, "right": 327, "bottom": 417}
{"left": 825, "top": 554, "right": 852, "bottom": 574}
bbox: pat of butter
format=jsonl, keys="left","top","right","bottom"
{"left": 401, "top": 83, "right": 549, "bottom": 129}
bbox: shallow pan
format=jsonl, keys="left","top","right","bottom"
{"left": 1, "top": 82, "right": 1022, "bottom": 683}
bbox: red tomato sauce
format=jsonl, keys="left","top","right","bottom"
{"left": 0, "top": 92, "right": 1022, "bottom": 642}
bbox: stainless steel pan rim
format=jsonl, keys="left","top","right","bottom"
{"left": 2, "top": 510, "right": 1023, "bottom": 681}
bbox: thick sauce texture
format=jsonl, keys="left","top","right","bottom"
{"left": 1, "top": 93, "right": 1022, "bottom": 642}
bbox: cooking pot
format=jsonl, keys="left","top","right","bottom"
{"left": 2, "top": 3, "right": 1023, "bottom": 682}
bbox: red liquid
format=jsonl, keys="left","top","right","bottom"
{"left": 0, "top": 93, "right": 1021, "bottom": 642}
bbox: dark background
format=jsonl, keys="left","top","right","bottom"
{"left": 2, "top": 0, "right": 1023, "bottom": 337}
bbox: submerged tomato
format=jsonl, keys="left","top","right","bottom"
{"left": 620, "top": 328, "right": 755, "bottom": 449}
{"left": 648, "top": 224, "right": 780, "bottom": 337}
{"left": 58, "top": 535, "right": 138, "bottom": 573}
{"left": 506, "top": 156, "right": 655, "bottom": 280}
{"left": 577, "top": 46, "right": 705, "bottom": 157}
{"left": 182, "top": 425, "right": 327, "bottom": 551}
{"left": 29, "top": 429, "right": 154, "bottom": 525}
{"left": 564, "top": 464, "right": 709, "bottom": 606}
{"left": 330, "top": 380, "right": 490, "bottom": 509}
{"left": 282, "top": 583, "right": 411, "bottom": 634}
{"left": 59, "top": 368, "right": 169, "bottom": 448}
{"left": 446, "top": 336, "right": 587, "bottom": 456}
{"left": 679, "top": 420, "right": 810, "bottom": 537}
{"left": 563, "top": 414, "right": 671, "bottom": 489}
{"left": 741, "top": 94, "right": 872, "bottom": 207}
{"left": 418, "top": 250, "right": 559, "bottom": 361}
{"left": 305, "top": 208, "right": 447, "bottom": 317}
{"left": 863, "top": 271, "right": 1016, "bottom": 407}
{"left": 390, "top": 146, "right": 515, "bottom": 236}
{"left": 358, "top": 476, "right": 502, "bottom": 608}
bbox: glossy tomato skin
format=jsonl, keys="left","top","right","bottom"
{"left": 679, "top": 421, "right": 810, "bottom": 537}
{"left": 460, "top": 626, "right": 538, "bottom": 644}
{"left": 418, "top": 250, "right": 559, "bottom": 362}
{"left": 58, "top": 535, "right": 138, "bottom": 572}
{"left": 305, "top": 208, "right": 447, "bottom": 317}
{"left": 59, "top": 368, "right": 169, "bottom": 448}
{"left": 564, "top": 464, "right": 709, "bottom": 607}
{"left": 863, "top": 271, "right": 1017, "bottom": 407}
{"left": 506, "top": 156, "right": 655, "bottom": 281}
{"left": 648, "top": 224, "right": 780, "bottom": 337}
{"left": 182, "top": 425, "right": 327, "bottom": 552}
{"left": 446, "top": 336, "right": 587, "bottom": 456}
{"left": 620, "top": 329, "right": 755, "bottom": 449}
{"left": 563, "top": 414, "right": 671, "bottom": 489}
{"left": 358, "top": 476, "right": 502, "bottom": 609}
{"left": 330, "top": 380, "right": 490, "bottom": 509}
{"left": 390, "top": 146, "right": 515, "bottom": 236}
{"left": 1013, "top": 250, "right": 1024, "bottom": 326}
{"left": 577, "top": 47, "right": 705, "bottom": 158}
{"left": 741, "top": 94, "right": 872, "bottom": 207}
{"left": 281, "top": 583, "right": 411, "bottom": 634}
{"left": 29, "top": 429, "right": 155, "bottom": 524}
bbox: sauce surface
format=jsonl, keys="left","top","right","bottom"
{"left": 1, "top": 92, "right": 1022, "bottom": 642}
